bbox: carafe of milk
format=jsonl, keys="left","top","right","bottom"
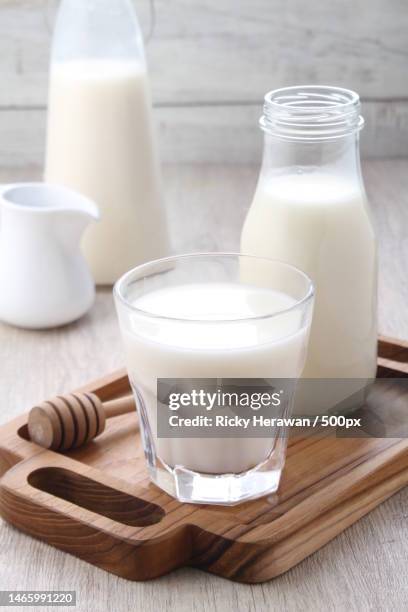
{"left": 45, "top": 0, "right": 170, "bottom": 284}
{"left": 241, "top": 86, "right": 377, "bottom": 414}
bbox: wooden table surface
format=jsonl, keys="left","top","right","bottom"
{"left": 0, "top": 159, "right": 407, "bottom": 611}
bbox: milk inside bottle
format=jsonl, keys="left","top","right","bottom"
{"left": 45, "top": 0, "right": 170, "bottom": 284}
{"left": 241, "top": 87, "right": 377, "bottom": 415}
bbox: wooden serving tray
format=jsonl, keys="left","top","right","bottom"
{"left": 0, "top": 336, "right": 408, "bottom": 584}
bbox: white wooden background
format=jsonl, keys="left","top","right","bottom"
{"left": 0, "top": 0, "right": 407, "bottom": 167}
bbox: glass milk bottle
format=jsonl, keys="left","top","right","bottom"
{"left": 45, "top": 0, "right": 170, "bottom": 284}
{"left": 241, "top": 86, "right": 377, "bottom": 413}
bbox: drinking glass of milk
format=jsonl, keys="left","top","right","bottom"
{"left": 45, "top": 0, "right": 170, "bottom": 284}
{"left": 114, "top": 254, "right": 314, "bottom": 505}
{"left": 241, "top": 87, "right": 378, "bottom": 415}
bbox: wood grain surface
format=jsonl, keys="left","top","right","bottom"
{"left": 3, "top": 101, "right": 408, "bottom": 170}
{"left": 2, "top": 0, "right": 407, "bottom": 104}
{"left": 0, "top": 0, "right": 407, "bottom": 163}
{"left": 0, "top": 160, "right": 407, "bottom": 610}
{"left": 1, "top": 341, "right": 408, "bottom": 585}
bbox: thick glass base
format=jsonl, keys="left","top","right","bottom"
{"left": 148, "top": 459, "right": 283, "bottom": 506}
{"left": 132, "top": 382, "right": 287, "bottom": 505}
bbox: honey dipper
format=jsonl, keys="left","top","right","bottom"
{"left": 28, "top": 393, "right": 136, "bottom": 451}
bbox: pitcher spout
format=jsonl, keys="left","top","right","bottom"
{"left": 1, "top": 182, "right": 99, "bottom": 245}
{"left": 50, "top": 185, "right": 100, "bottom": 245}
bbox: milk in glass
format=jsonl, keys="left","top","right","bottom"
{"left": 122, "top": 282, "right": 308, "bottom": 474}
{"left": 114, "top": 255, "right": 314, "bottom": 504}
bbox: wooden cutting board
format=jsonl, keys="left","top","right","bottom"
{"left": 0, "top": 336, "right": 407, "bottom": 584}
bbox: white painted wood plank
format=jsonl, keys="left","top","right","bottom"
{"left": 147, "top": 0, "right": 408, "bottom": 103}
{"left": 0, "top": 100, "right": 407, "bottom": 169}
{"left": 0, "top": 0, "right": 407, "bottom": 107}
{"left": 0, "top": 0, "right": 407, "bottom": 160}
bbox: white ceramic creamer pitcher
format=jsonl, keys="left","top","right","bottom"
{"left": 0, "top": 183, "right": 99, "bottom": 329}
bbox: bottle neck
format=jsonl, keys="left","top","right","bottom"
{"left": 261, "top": 131, "right": 363, "bottom": 184}
{"left": 53, "top": 0, "right": 144, "bottom": 63}
{"left": 259, "top": 86, "right": 364, "bottom": 186}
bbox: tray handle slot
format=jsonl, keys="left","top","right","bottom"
{"left": 28, "top": 467, "right": 165, "bottom": 527}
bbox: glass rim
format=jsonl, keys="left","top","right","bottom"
{"left": 113, "top": 252, "right": 314, "bottom": 324}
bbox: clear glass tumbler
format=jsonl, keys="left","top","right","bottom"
{"left": 114, "top": 253, "right": 314, "bottom": 505}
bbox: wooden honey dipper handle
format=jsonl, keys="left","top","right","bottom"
{"left": 28, "top": 393, "right": 135, "bottom": 452}
{"left": 103, "top": 395, "right": 135, "bottom": 419}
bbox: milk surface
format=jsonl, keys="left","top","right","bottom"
{"left": 122, "top": 283, "right": 309, "bottom": 474}
{"left": 241, "top": 173, "right": 377, "bottom": 387}
{"left": 45, "top": 59, "right": 170, "bottom": 284}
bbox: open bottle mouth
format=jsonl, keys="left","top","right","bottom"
{"left": 260, "top": 86, "right": 364, "bottom": 141}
